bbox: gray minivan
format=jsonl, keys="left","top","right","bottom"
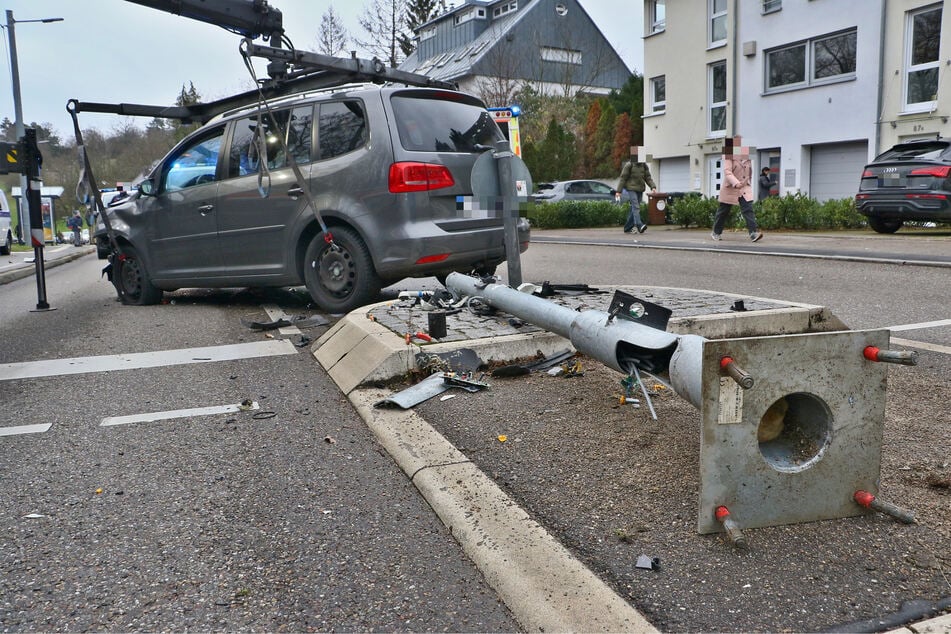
{"left": 96, "top": 84, "right": 530, "bottom": 313}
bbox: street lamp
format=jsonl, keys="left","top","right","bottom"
{"left": 4, "top": 10, "right": 63, "bottom": 246}
{"left": 3, "top": 10, "right": 63, "bottom": 311}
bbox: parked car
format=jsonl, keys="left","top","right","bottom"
{"left": 531, "top": 180, "right": 617, "bottom": 203}
{"left": 856, "top": 137, "right": 951, "bottom": 233}
{"left": 94, "top": 84, "right": 530, "bottom": 312}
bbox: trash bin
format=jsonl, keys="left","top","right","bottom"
{"left": 647, "top": 192, "right": 669, "bottom": 225}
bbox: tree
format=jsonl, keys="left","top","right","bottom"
{"left": 173, "top": 82, "right": 203, "bottom": 142}
{"left": 356, "top": 0, "right": 408, "bottom": 68}
{"left": 593, "top": 101, "right": 617, "bottom": 177}
{"left": 610, "top": 113, "right": 634, "bottom": 173}
{"left": 579, "top": 100, "right": 602, "bottom": 177}
{"left": 398, "top": 0, "right": 447, "bottom": 57}
{"left": 316, "top": 5, "right": 349, "bottom": 57}
{"left": 607, "top": 73, "right": 644, "bottom": 146}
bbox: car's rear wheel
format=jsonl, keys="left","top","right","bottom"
{"left": 0, "top": 230, "right": 11, "bottom": 255}
{"left": 304, "top": 226, "right": 380, "bottom": 314}
{"left": 115, "top": 245, "right": 163, "bottom": 305}
{"left": 868, "top": 217, "right": 903, "bottom": 234}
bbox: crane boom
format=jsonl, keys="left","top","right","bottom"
{"left": 123, "top": 0, "right": 283, "bottom": 43}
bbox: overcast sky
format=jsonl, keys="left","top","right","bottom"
{"left": 1, "top": 0, "right": 643, "bottom": 138}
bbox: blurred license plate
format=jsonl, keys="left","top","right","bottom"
{"left": 879, "top": 173, "right": 904, "bottom": 187}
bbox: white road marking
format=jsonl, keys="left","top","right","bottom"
{"left": 101, "top": 401, "right": 260, "bottom": 427}
{"left": 262, "top": 304, "right": 302, "bottom": 336}
{"left": 889, "top": 319, "right": 951, "bottom": 332}
{"left": 0, "top": 423, "right": 53, "bottom": 437}
{"left": 0, "top": 339, "right": 298, "bottom": 382}
{"left": 890, "top": 337, "right": 951, "bottom": 356}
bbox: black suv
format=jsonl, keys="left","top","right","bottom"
{"left": 96, "top": 84, "right": 530, "bottom": 312}
{"left": 856, "top": 137, "right": 951, "bottom": 233}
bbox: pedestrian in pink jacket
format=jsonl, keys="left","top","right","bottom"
{"left": 711, "top": 136, "right": 763, "bottom": 242}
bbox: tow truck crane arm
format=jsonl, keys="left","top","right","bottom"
{"left": 69, "top": 0, "right": 454, "bottom": 123}
{"left": 124, "top": 0, "right": 283, "bottom": 43}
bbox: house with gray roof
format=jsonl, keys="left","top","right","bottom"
{"left": 399, "top": 0, "right": 632, "bottom": 105}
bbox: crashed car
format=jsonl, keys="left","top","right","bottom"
{"left": 95, "top": 84, "right": 530, "bottom": 313}
{"left": 855, "top": 137, "right": 951, "bottom": 233}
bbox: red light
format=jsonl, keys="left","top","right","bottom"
{"left": 861, "top": 170, "right": 875, "bottom": 178}
{"left": 415, "top": 253, "right": 450, "bottom": 265}
{"left": 389, "top": 162, "right": 456, "bottom": 193}
{"left": 909, "top": 166, "right": 951, "bottom": 178}
{"left": 905, "top": 193, "right": 948, "bottom": 200}
{"left": 855, "top": 194, "right": 870, "bottom": 199}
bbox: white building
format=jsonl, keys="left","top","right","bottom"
{"left": 643, "top": 0, "right": 949, "bottom": 201}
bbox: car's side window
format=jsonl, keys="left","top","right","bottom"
{"left": 318, "top": 101, "right": 367, "bottom": 160}
{"left": 228, "top": 106, "right": 314, "bottom": 178}
{"left": 162, "top": 127, "right": 224, "bottom": 192}
{"left": 591, "top": 182, "right": 613, "bottom": 195}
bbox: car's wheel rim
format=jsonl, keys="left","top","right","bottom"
{"left": 121, "top": 258, "right": 143, "bottom": 299}
{"left": 316, "top": 246, "right": 354, "bottom": 298}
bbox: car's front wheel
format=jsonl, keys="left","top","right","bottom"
{"left": 115, "top": 245, "right": 163, "bottom": 305}
{"left": 868, "top": 217, "right": 903, "bottom": 234}
{"left": 304, "top": 226, "right": 380, "bottom": 314}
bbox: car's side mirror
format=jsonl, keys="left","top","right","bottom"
{"left": 139, "top": 179, "right": 155, "bottom": 196}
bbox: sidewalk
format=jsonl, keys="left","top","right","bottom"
{"left": 0, "top": 244, "right": 96, "bottom": 285}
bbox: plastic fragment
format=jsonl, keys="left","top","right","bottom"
{"left": 497, "top": 435, "right": 508, "bottom": 443}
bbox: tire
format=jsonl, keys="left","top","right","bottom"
{"left": 303, "top": 226, "right": 380, "bottom": 313}
{"left": 115, "top": 246, "right": 163, "bottom": 305}
{"left": 868, "top": 217, "right": 902, "bottom": 234}
{"left": 0, "top": 230, "right": 11, "bottom": 256}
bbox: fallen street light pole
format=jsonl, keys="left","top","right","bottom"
{"left": 444, "top": 273, "right": 918, "bottom": 539}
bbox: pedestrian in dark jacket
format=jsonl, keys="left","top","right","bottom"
{"left": 617, "top": 160, "right": 656, "bottom": 233}
{"left": 758, "top": 167, "right": 774, "bottom": 201}
{"left": 66, "top": 210, "right": 84, "bottom": 246}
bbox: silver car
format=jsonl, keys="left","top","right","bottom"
{"left": 531, "top": 180, "right": 617, "bottom": 203}
{"left": 96, "top": 85, "right": 530, "bottom": 313}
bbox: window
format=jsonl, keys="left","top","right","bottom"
{"left": 541, "top": 46, "right": 582, "bottom": 65}
{"left": 765, "top": 29, "right": 856, "bottom": 92}
{"left": 763, "top": 0, "right": 781, "bottom": 13}
{"left": 904, "top": 4, "right": 942, "bottom": 110}
{"left": 228, "top": 106, "right": 313, "bottom": 178}
{"left": 709, "top": 61, "right": 727, "bottom": 137}
{"left": 493, "top": 2, "right": 517, "bottom": 18}
{"left": 648, "top": 0, "right": 665, "bottom": 34}
{"left": 420, "top": 26, "right": 436, "bottom": 41}
{"left": 163, "top": 127, "right": 223, "bottom": 191}
{"left": 318, "top": 101, "right": 367, "bottom": 160}
{"left": 709, "top": 0, "right": 727, "bottom": 46}
{"left": 391, "top": 93, "right": 504, "bottom": 153}
{"left": 454, "top": 7, "right": 486, "bottom": 24}
{"left": 650, "top": 76, "right": 666, "bottom": 113}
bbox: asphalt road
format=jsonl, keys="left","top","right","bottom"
{"left": 1, "top": 228, "right": 948, "bottom": 631}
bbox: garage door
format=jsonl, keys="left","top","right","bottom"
{"left": 809, "top": 142, "right": 868, "bottom": 201}
{"left": 658, "top": 157, "right": 691, "bottom": 193}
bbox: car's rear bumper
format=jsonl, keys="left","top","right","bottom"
{"left": 855, "top": 193, "right": 951, "bottom": 222}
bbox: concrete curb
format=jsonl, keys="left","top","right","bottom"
{"left": 0, "top": 246, "right": 95, "bottom": 285}
{"left": 349, "top": 387, "right": 658, "bottom": 633}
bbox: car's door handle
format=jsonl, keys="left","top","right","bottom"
{"left": 198, "top": 204, "right": 214, "bottom": 215}
{"left": 287, "top": 186, "right": 304, "bottom": 199}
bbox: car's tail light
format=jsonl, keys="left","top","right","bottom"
{"left": 908, "top": 166, "right": 951, "bottom": 178}
{"left": 389, "top": 162, "right": 456, "bottom": 193}
{"left": 415, "top": 253, "right": 450, "bottom": 265}
{"left": 856, "top": 193, "right": 870, "bottom": 200}
{"left": 861, "top": 170, "right": 875, "bottom": 178}
{"left": 905, "top": 193, "right": 948, "bottom": 200}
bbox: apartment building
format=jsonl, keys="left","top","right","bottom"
{"left": 643, "top": 0, "right": 948, "bottom": 201}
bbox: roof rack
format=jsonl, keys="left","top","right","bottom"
{"left": 70, "top": 45, "right": 457, "bottom": 124}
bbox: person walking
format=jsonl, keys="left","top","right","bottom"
{"left": 67, "top": 210, "right": 84, "bottom": 247}
{"left": 711, "top": 137, "right": 763, "bottom": 242}
{"left": 758, "top": 166, "right": 774, "bottom": 201}
{"left": 617, "top": 158, "right": 656, "bottom": 234}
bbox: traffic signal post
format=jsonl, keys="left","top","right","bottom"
{"left": 1, "top": 130, "right": 54, "bottom": 311}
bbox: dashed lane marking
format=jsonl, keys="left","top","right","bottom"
{"left": 0, "top": 339, "right": 298, "bottom": 382}
{"left": 101, "top": 401, "right": 260, "bottom": 427}
{"left": 0, "top": 423, "right": 52, "bottom": 437}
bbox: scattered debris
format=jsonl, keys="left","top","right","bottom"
{"left": 251, "top": 411, "right": 277, "bottom": 420}
{"left": 439, "top": 394, "right": 456, "bottom": 401}
{"left": 324, "top": 436, "right": 336, "bottom": 444}
{"left": 240, "top": 313, "right": 329, "bottom": 331}
{"left": 375, "top": 371, "right": 490, "bottom": 409}
{"left": 416, "top": 348, "right": 484, "bottom": 375}
{"left": 238, "top": 399, "right": 255, "bottom": 411}
{"left": 23, "top": 513, "right": 45, "bottom": 519}
{"left": 491, "top": 349, "right": 575, "bottom": 377}
{"left": 730, "top": 300, "right": 748, "bottom": 312}
{"left": 635, "top": 555, "right": 661, "bottom": 571}
{"left": 497, "top": 435, "right": 508, "bottom": 443}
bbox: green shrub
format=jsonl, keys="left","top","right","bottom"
{"left": 670, "top": 193, "right": 717, "bottom": 228}
{"left": 525, "top": 200, "right": 626, "bottom": 229}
